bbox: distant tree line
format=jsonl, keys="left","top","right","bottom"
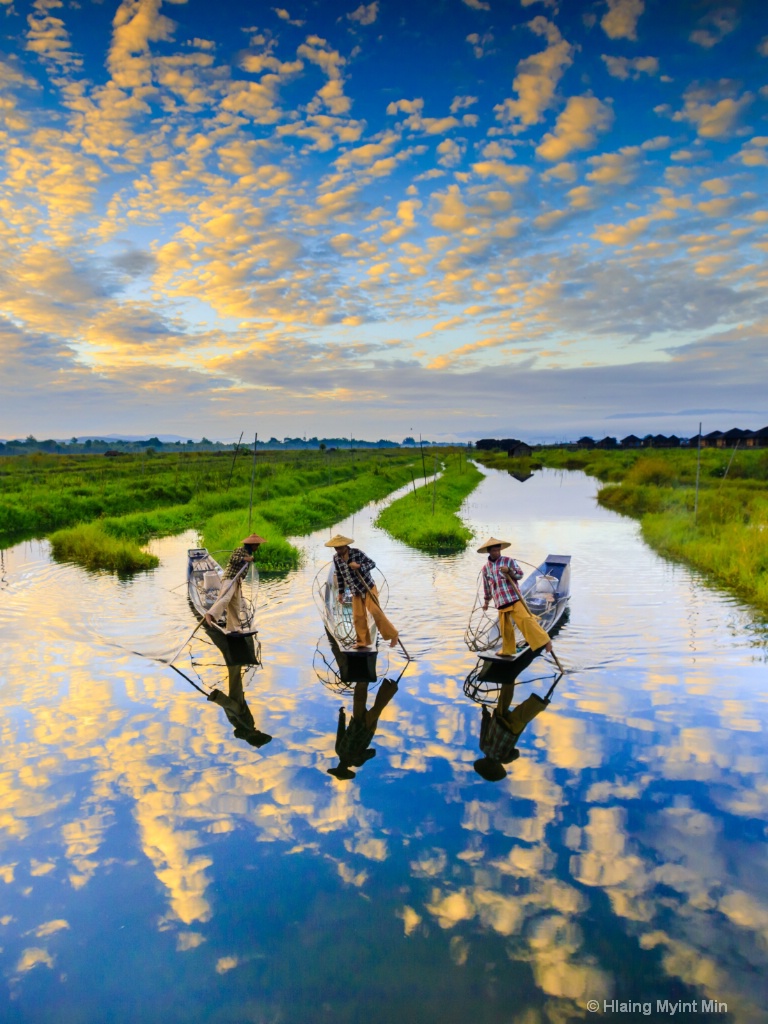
{"left": 0, "top": 434, "right": 460, "bottom": 456}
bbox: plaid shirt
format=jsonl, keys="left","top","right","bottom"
{"left": 482, "top": 555, "right": 524, "bottom": 608}
{"left": 223, "top": 546, "right": 251, "bottom": 580}
{"left": 334, "top": 547, "right": 376, "bottom": 596}
{"left": 479, "top": 707, "right": 520, "bottom": 763}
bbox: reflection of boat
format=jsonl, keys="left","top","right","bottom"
{"left": 465, "top": 554, "right": 571, "bottom": 656}
{"left": 187, "top": 547, "right": 259, "bottom": 637}
{"left": 312, "top": 561, "right": 389, "bottom": 653}
{"left": 314, "top": 629, "right": 379, "bottom": 691}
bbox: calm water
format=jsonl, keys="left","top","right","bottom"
{"left": 1, "top": 468, "right": 767, "bottom": 1024}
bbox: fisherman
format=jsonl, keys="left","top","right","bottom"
{"left": 325, "top": 535, "right": 398, "bottom": 649}
{"left": 478, "top": 537, "right": 553, "bottom": 658}
{"left": 204, "top": 533, "right": 265, "bottom": 631}
{"left": 327, "top": 677, "right": 399, "bottom": 780}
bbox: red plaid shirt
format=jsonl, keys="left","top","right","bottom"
{"left": 482, "top": 555, "right": 523, "bottom": 608}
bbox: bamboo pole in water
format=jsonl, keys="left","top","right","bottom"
{"left": 694, "top": 421, "right": 702, "bottom": 525}
{"left": 226, "top": 432, "right": 243, "bottom": 491}
{"left": 248, "top": 432, "right": 258, "bottom": 532}
{"left": 720, "top": 440, "right": 740, "bottom": 488}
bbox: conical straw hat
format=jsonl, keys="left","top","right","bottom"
{"left": 324, "top": 534, "right": 354, "bottom": 548}
{"left": 242, "top": 533, "right": 266, "bottom": 545}
{"left": 477, "top": 536, "right": 511, "bottom": 553}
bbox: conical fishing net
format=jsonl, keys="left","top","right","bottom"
{"left": 464, "top": 562, "right": 559, "bottom": 653}
{"left": 312, "top": 561, "right": 389, "bottom": 649}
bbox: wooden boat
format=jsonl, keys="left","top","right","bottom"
{"left": 464, "top": 553, "right": 571, "bottom": 658}
{"left": 187, "top": 547, "right": 259, "bottom": 638}
{"left": 312, "top": 561, "right": 389, "bottom": 654}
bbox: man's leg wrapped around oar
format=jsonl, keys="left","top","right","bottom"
{"left": 498, "top": 599, "right": 550, "bottom": 656}
{"left": 351, "top": 585, "right": 398, "bottom": 648}
{"left": 497, "top": 604, "right": 518, "bottom": 656}
{"left": 511, "top": 599, "right": 550, "bottom": 650}
{"left": 207, "top": 577, "right": 242, "bottom": 630}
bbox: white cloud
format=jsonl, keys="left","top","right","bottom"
{"left": 689, "top": 7, "right": 738, "bottom": 49}
{"left": 586, "top": 146, "right": 643, "bottom": 185}
{"left": 536, "top": 95, "right": 614, "bottom": 162}
{"left": 601, "top": 55, "right": 659, "bottom": 80}
{"left": 670, "top": 83, "right": 753, "bottom": 139}
{"left": 494, "top": 18, "right": 574, "bottom": 130}
{"left": 347, "top": 3, "right": 378, "bottom": 25}
{"left": 601, "top": 0, "right": 645, "bottom": 41}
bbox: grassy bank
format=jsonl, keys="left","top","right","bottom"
{"left": 49, "top": 522, "right": 160, "bottom": 574}
{"left": 202, "top": 458, "right": 422, "bottom": 570}
{"left": 5, "top": 449, "right": 424, "bottom": 573}
{"left": 476, "top": 447, "right": 768, "bottom": 613}
{"left": 374, "top": 453, "right": 483, "bottom": 552}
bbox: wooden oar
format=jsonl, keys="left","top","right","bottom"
{"left": 507, "top": 573, "right": 565, "bottom": 674}
{"left": 352, "top": 567, "right": 413, "bottom": 661}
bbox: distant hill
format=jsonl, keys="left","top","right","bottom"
{"left": 67, "top": 434, "right": 192, "bottom": 443}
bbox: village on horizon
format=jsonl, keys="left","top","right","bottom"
{"left": 2, "top": 424, "right": 767, "bottom": 456}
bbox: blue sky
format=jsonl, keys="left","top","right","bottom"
{"left": 0, "top": 0, "right": 766, "bottom": 441}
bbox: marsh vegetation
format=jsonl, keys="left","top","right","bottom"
{"left": 5, "top": 448, "right": 487, "bottom": 573}
{"left": 2, "top": 449, "right": 424, "bottom": 573}
{"left": 374, "top": 452, "right": 483, "bottom": 552}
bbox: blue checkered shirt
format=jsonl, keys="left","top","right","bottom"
{"left": 333, "top": 547, "right": 376, "bottom": 596}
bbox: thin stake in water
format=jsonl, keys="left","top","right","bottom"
{"left": 226, "top": 431, "right": 244, "bottom": 491}
{"left": 694, "top": 420, "right": 702, "bottom": 525}
{"left": 248, "top": 432, "right": 258, "bottom": 532}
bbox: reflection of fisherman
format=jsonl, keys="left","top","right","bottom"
{"left": 205, "top": 533, "right": 264, "bottom": 631}
{"left": 327, "top": 678, "right": 399, "bottom": 780}
{"left": 207, "top": 666, "right": 272, "bottom": 748}
{"left": 325, "top": 534, "right": 398, "bottom": 649}
{"left": 474, "top": 685, "right": 552, "bottom": 781}
{"left": 478, "top": 537, "right": 552, "bottom": 658}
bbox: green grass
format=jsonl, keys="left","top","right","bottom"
{"left": 48, "top": 522, "right": 159, "bottom": 574}
{"left": 202, "top": 459, "right": 422, "bottom": 570}
{"left": 374, "top": 453, "right": 483, "bottom": 552}
{"left": 473, "top": 446, "right": 768, "bottom": 614}
{"left": 2, "top": 448, "right": 429, "bottom": 573}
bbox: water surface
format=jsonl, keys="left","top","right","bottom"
{"left": 1, "top": 468, "right": 766, "bottom": 1023}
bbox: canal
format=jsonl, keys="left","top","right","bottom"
{"left": 0, "top": 466, "right": 766, "bottom": 1023}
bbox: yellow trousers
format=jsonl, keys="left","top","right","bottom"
{"left": 498, "top": 601, "right": 549, "bottom": 656}
{"left": 351, "top": 585, "right": 398, "bottom": 647}
{"left": 208, "top": 580, "right": 243, "bottom": 631}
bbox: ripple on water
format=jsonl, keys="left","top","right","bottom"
{"left": 1, "top": 469, "right": 767, "bottom": 1022}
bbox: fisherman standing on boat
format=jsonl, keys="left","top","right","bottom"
{"left": 205, "top": 533, "right": 264, "bottom": 631}
{"left": 478, "top": 537, "right": 552, "bottom": 658}
{"left": 325, "top": 535, "right": 398, "bottom": 649}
